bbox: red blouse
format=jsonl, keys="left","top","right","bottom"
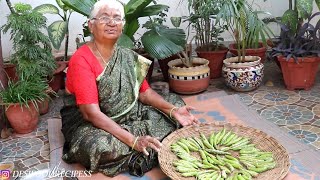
{"left": 66, "top": 45, "right": 150, "bottom": 105}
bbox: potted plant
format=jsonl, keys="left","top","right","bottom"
{"left": 0, "top": 76, "right": 51, "bottom": 134}
{"left": 164, "top": 24, "right": 209, "bottom": 94}
{"left": 217, "top": 0, "right": 273, "bottom": 91}
{"left": 1, "top": 2, "right": 57, "bottom": 80}
{"left": 167, "top": 48, "right": 210, "bottom": 94}
{"left": 131, "top": 7, "right": 171, "bottom": 81}
{"left": 224, "top": 1, "right": 273, "bottom": 63}
{"left": 1, "top": 2, "right": 57, "bottom": 120}
{"left": 140, "top": 11, "right": 187, "bottom": 82}
{"left": 183, "top": 0, "right": 228, "bottom": 79}
{"left": 271, "top": 12, "right": 320, "bottom": 90}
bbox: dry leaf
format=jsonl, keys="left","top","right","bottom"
{"left": 265, "top": 80, "right": 274, "bottom": 87}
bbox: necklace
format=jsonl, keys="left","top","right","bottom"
{"left": 94, "top": 41, "right": 108, "bottom": 65}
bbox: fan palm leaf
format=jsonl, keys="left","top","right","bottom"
{"left": 141, "top": 30, "right": 184, "bottom": 60}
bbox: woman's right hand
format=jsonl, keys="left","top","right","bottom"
{"left": 133, "top": 136, "right": 162, "bottom": 156}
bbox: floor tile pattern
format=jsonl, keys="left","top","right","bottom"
{"left": 0, "top": 92, "right": 63, "bottom": 176}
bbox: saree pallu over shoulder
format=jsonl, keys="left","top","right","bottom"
{"left": 97, "top": 47, "right": 152, "bottom": 121}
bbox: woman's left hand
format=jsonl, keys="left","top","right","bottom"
{"left": 172, "top": 106, "right": 199, "bottom": 126}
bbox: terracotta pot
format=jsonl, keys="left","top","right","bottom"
{"left": 4, "top": 63, "right": 18, "bottom": 83}
{"left": 48, "top": 61, "right": 68, "bottom": 92}
{"left": 5, "top": 102, "right": 39, "bottom": 134}
{"left": 222, "top": 56, "right": 264, "bottom": 92}
{"left": 277, "top": 56, "right": 320, "bottom": 90}
{"left": 37, "top": 98, "right": 49, "bottom": 115}
{"left": 196, "top": 47, "right": 228, "bottom": 79}
{"left": 229, "top": 43, "right": 267, "bottom": 63}
{"left": 168, "top": 58, "right": 210, "bottom": 94}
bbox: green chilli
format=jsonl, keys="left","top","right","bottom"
{"left": 220, "top": 131, "right": 232, "bottom": 145}
{"left": 200, "top": 133, "right": 214, "bottom": 149}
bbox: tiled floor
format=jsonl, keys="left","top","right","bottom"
{"left": 0, "top": 93, "right": 63, "bottom": 176}
{"left": 0, "top": 60, "right": 319, "bottom": 176}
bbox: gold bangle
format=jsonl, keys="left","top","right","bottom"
{"left": 132, "top": 136, "right": 139, "bottom": 150}
{"left": 169, "top": 107, "right": 179, "bottom": 119}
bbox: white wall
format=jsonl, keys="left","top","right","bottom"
{"left": 0, "top": 0, "right": 318, "bottom": 59}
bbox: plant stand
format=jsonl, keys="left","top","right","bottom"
{"left": 168, "top": 58, "right": 210, "bottom": 94}
{"left": 277, "top": 56, "right": 320, "bottom": 90}
{"left": 222, "top": 56, "right": 264, "bottom": 92}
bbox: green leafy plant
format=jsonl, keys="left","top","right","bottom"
{"left": 140, "top": 8, "right": 186, "bottom": 60}
{"left": 34, "top": 0, "right": 73, "bottom": 61}
{"left": 217, "top": 0, "right": 273, "bottom": 62}
{"left": 61, "top": 0, "right": 185, "bottom": 60}
{"left": 184, "top": 0, "right": 227, "bottom": 51}
{"left": 0, "top": 76, "right": 51, "bottom": 110}
{"left": 1, "top": 2, "right": 57, "bottom": 79}
{"left": 144, "top": 14, "right": 192, "bottom": 67}
{"left": 272, "top": 12, "right": 320, "bottom": 62}
{"left": 281, "top": 0, "right": 320, "bottom": 35}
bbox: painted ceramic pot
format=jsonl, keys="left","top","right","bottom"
{"left": 222, "top": 56, "right": 264, "bottom": 92}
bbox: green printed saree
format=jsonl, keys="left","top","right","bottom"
{"left": 60, "top": 46, "right": 184, "bottom": 177}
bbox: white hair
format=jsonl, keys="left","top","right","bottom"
{"left": 90, "top": 0, "right": 125, "bottom": 19}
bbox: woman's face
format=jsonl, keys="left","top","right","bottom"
{"left": 90, "top": 6, "right": 123, "bottom": 41}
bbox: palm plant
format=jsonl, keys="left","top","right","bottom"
{"left": 34, "top": 0, "right": 73, "bottom": 61}
{"left": 141, "top": 10, "right": 186, "bottom": 60}
{"left": 216, "top": 0, "right": 273, "bottom": 62}
{"left": 61, "top": 0, "right": 186, "bottom": 60}
{"left": 184, "top": 0, "right": 227, "bottom": 51}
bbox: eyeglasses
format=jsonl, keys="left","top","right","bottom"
{"left": 91, "top": 16, "right": 124, "bottom": 24}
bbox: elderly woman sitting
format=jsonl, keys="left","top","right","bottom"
{"left": 60, "top": 0, "right": 198, "bottom": 177}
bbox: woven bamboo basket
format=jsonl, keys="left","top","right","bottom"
{"left": 158, "top": 122, "right": 290, "bottom": 180}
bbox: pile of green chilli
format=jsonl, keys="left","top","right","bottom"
{"left": 170, "top": 128, "right": 276, "bottom": 180}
